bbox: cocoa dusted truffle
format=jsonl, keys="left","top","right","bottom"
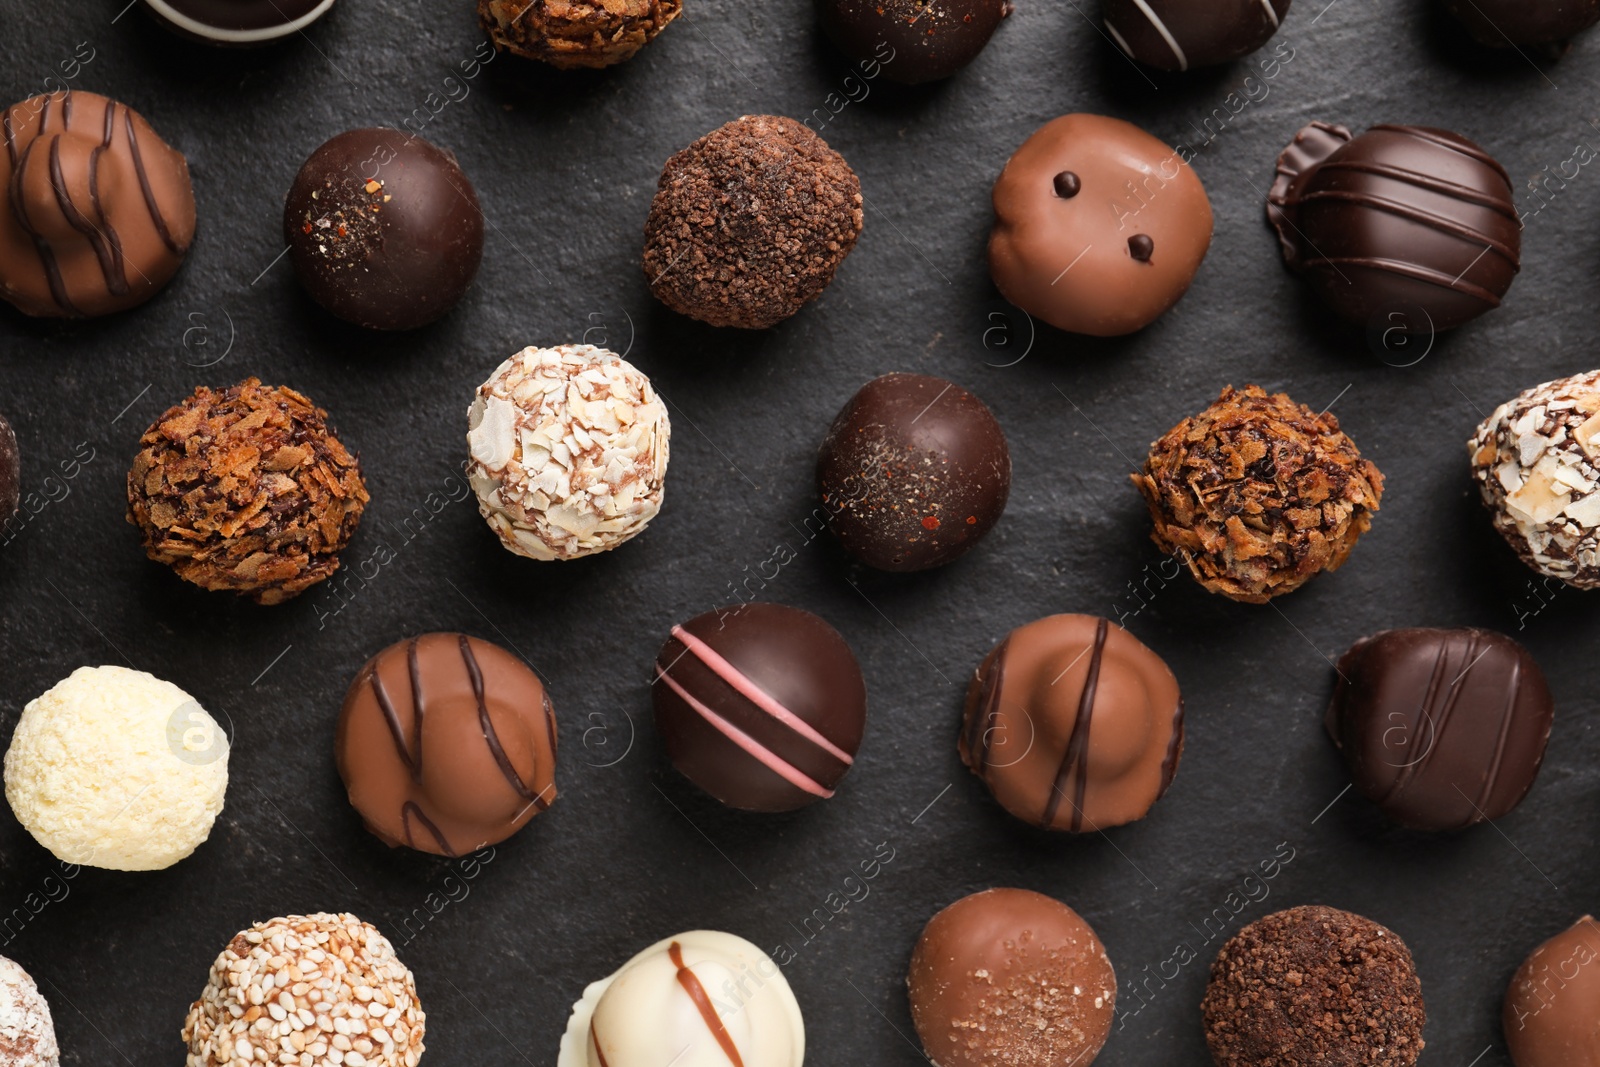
{"left": 1202, "top": 905, "right": 1426, "bottom": 1067}
{"left": 479, "top": 0, "right": 682, "bottom": 68}
{"left": 643, "top": 115, "right": 863, "bottom": 330}
{"left": 1132, "top": 385, "right": 1383, "bottom": 603}
{"left": 126, "top": 379, "right": 368, "bottom": 605}
{"left": 1504, "top": 915, "right": 1600, "bottom": 1067}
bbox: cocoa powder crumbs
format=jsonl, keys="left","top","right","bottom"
{"left": 477, "top": 0, "right": 682, "bottom": 68}
{"left": 126, "top": 378, "right": 368, "bottom": 605}
{"left": 1201, "top": 905, "right": 1426, "bottom": 1067}
{"left": 1131, "top": 384, "right": 1384, "bottom": 603}
{"left": 642, "top": 114, "right": 864, "bottom": 330}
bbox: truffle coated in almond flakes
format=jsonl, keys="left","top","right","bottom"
{"left": 125, "top": 378, "right": 368, "bottom": 605}
{"left": 477, "top": 0, "right": 682, "bottom": 68}
{"left": 642, "top": 114, "right": 864, "bottom": 330}
{"left": 1131, "top": 385, "right": 1383, "bottom": 603}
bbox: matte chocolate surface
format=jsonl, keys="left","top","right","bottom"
{"left": 1103, "top": 0, "right": 1290, "bottom": 71}
{"left": 1504, "top": 915, "right": 1600, "bottom": 1067}
{"left": 817, "top": 0, "right": 1012, "bottom": 83}
{"left": 1443, "top": 0, "right": 1600, "bottom": 49}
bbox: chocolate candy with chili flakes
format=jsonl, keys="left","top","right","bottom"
{"left": 337, "top": 633, "right": 558, "bottom": 856}
{"left": 818, "top": 0, "right": 1013, "bottom": 83}
{"left": 817, "top": 373, "right": 1010, "bottom": 571}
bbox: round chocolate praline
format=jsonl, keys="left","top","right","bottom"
{"left": 337, "top": 633, "right": 558, "bottom": 856}
{"left": 284, "top": 128, "right": 484, "bottom": 331}
{"left": 817, "top": 373, "right": 1010, "bottom": 572}
{"left": 652, "top": 602, "right": 867, "bottom": 812}
{"left": 1268, "top": 122, "right": 1520, "bottom": 332}
{"left": 141, "top": 0, "right": 336, "bottom": 45}
{"left": 817, "top": 0, "right": 1012, "bottom": 83}
{"left": 1504, "top": 916, "right": 1600, "bottom": 1067}
{"left": 1104, "top": 0, "right": 1290, "bottom": 71}
{"left": 1327, "top": 628, "right": 1553, "bottom": 831}
{"left": 1444, "top": 0, "right": 1600, "bottom": 49}
{"left": 0, "top": 414, "right": 18, "bottom": 522}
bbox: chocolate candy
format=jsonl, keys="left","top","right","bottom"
{"left": 1327, "top": 628, "right": 1553, "bottom": 831}
{"left": 0, "top": 91, "right": 195, "bottom": 318}
{"left": 1444, "top": 0, "right": 1600, "bottom": 49}
{"left": 652, "top": 603, "right": 866, "bottom": 812}
{"left": 816, "top": 373, "right": 1010, "bottom": 571}
{"left": 961, "top": 614, "right": 1183, "bottom": 832}
{"left": 141, "top": 0, "right": 336, "bottom": 44}
{"left": 284, "top": 128, "right": 484, "bottom": 331}
{"left": 990, "top": 114, "right": 1212, "bottom": 336}
{"left": 1504, "top": 916, "right": 1600, "bottom": 1067}
{"left": 1104, "top": 0, "right": 1289, "bottom": 70}
{"left": 1203, "top": 905, "right": 1425, "bottom": 1067}
{"left": 817, "top": 0, "right": 1012, "bottom": 83}
{"left": 336, "top": 633, "right": 558, "bottom": 856}
{"left": 1269, "top": 122, "right": 1520, "bottom": 333}
{"left": 0, "top": 414, "right": 17, "bottom": 522}
{"left": 908, "top": 888, "right": 1115, "bottom": 1067}
{"left": 480, "top": 0, "right": 682, "bottom": 68}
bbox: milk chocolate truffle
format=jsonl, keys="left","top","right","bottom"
{"left": 337, "top": 633, "right": 558, "bottom": 856}
{"left": 183, "top": 913, "right": 424, "bottom": 1067}
{"left": 142, "top": 0, "right": 336, "bottom": 44}
{"left": 817, "top": 373, "right": 1010, "bottom": 571}
{"left": 0, "top": 91, "right": 195, "bottom": 318}
{"left": 1327, "top": 628, "right": 1553, "bottom": 831}
{"left": 1104, "top": 0, "right": 1289, "bottom": 70}
{"left": 1504, "top": 915, "right": 1600, "bottom": 1067}
{"left": 557, "top": 930, "right": 804, "bottom": 1067}
{"left": 653, "top": 603, "right": 866, "bottom": 812}
{"left": 479, "top": 0, "right": 682, "bottom": 68}
{"left": 908, "top": 888, "right": 1115, "bottom": 1067}
{"left": 818, "top": 0, "right": 1012, "bottom": 83}
{"left": 961, "top": 615, "right": 1182, "bottom": 832}
{"left": 990, "top": 114, "right": 1211, "bottom": 336}
{"left": 126, "top": 379, "right": 368, "bottom": 605}
{"left": 0, "top": 956, "right": 57, "bottom": 1067}
{"left": 1133, "top": 385, "right": 1384, "bottom": 602}
{"left": 1269, "top": 122, "right": 1520, "bottom": 332}
{"left": 0, "top": 413, "right": 17, "bottom": 522}
{"left": 643, "top": 115, "right": 863, "bottom": 329}
{"left": 1469, "top": 370, "right": 1600, "bottom": 587}
{"left": 1444, "top": 0, "right": 1599, "bottom": 49}
{"left": 1202, "top": 905, "right": 1426, "bottom": 1067}
{"left": 284, "top": 128, "right": 483, "bottom": 330}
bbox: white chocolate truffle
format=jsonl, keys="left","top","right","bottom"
{"left": 0, "top": 955, "right": 58, "bottom": 1066}
{"left": 3, "top": 665, "right": 228, "bottom": 871}
{"left": 467, "top": 344, "right": 670, "bottom": 561}
{"left": 557, "top": 930, "right": 804, "bottom": 1067}
{"left": 1470, "top": 370, "right": 1600, "bottom": 587}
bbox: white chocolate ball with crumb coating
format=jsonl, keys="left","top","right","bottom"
{"left": 0, "top": 954, "right": 58, "bottom": 1066}
{"left": 3, "top": 665, "right": 228, "bottom": 871}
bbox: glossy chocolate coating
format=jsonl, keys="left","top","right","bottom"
{"left": 336, "top": 633, "right": 558, "bottom": 856}
{"left": 653, "top": 602, "right": 866, "bottom": 812}
{"left": 1268, "top": 122, "right": 1520, "bottom": 332}
{"left": 1104, "top": 0, "right": 1289, "bottom": 70}
{"left": 284, "top": 128, "right": 483, "bottom": 331}
{"left": 0, "top": 91, "right": 195, "bottom": 318}
{"left": 816, "top": 373, "right": 1010, "bottom": 571}
{"left": 817, "top": 0, "right": 1012, "bottom": 83}
{"left": 1326, "top": 627, "right": 1553, "bottom": 831}
{"left": 990, "top": 114, "right": 1212, "bottom": 336}
{"left": 908, "top": 888, "right": 1116, "bottom": 1067}
{"left": 1504, "top": 916, "right": 1600, "bottom": 1067}
{"left": 961, "top": 614, "right": 1183, "bottom": 832}
{"left": 141, "top": 0, "right": 336, "bottom": 44}
{"left": 0, "top": 414, "right": 16, "bottom": 521}
{"left": 1444, "top": 0, "right": 1600, "bottom": 48}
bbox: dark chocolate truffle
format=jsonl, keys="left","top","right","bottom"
{"left": 337, "top": 633, "right": 558, "bottom": 856}
{"left": 1202, "top": 905, "right": 1426, "bottom": 1067}
{"left": 1327, "top": 628, "right": 1553, "bottom": 831}
{"left": 284, "top": 128, "right": 484, "bottom": 331}
{"left": 1104, "top": 0, "right": 1289, "bottom": 70}
{"left": 989, "top": 114, "right": 1212, "bottom": 336}
{"left": 817, "top": 373, "right": 1010, "bottom": 571}
{"left": 961, "top": 614, "right": 1183, "bottom": 832}
{"left": 1269, "top": 122, "right": 1520, "bottom": 333}
{"left": 0, "top": 414, "right": 17, "bottom": 522}
{"left": 479, "top": 0, "right": 681, "bottom": 68}
{"left": 908, "top": 888, "right": 1116, "bottom": 1067}
{"left": 652, "top": 602, "right": 866, "bottom": 812}
{"left": 818, "top": 0, "right": 1012, "bottom": 83}
{"left": 1133, "top": 385, "right": 1384, "bottom": 603}
{"left": 1504, "top": 915, "right": 1600, "bottom": 1067}
{"left": 126, "top": 379, "right": 368, "bottom": 605}
{"left": 141, "top": 0, "right": 336, "bottom": 45}
{"left": 0, "top": 91, "right": 195, "bottom": 318}
{"left": 642, "top": 115, "right": 863, "bottom": 330}
{"left": 1444, "top": 0, "right": 1599, "bottom": 49}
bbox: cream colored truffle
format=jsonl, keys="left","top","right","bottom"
{"left": 3, "top": 665, "right": 228, "bottom": 871}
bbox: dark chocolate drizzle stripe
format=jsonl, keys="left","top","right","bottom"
{"left": 1371, "top": 124, "right": 1512, "bottom": 184}
{"left": 88, "top": 101, "right": 128, "bottom": 293}
{"left": 1390, "top": 632, "right": 1475, "bottom": 820}
{"left": 401, "top": 801, "right": 455, "bottom": 857}
{"left": 369, "top": 638, "right": 424, "bottom": 780}
{"left": 1302, "top": 256, "right": 1506, "bottom": 306}
{"left": 368, "top": 668, "right": 415, "bottom": 775}
{"left": 50, "top": 128, "right": 127, "bottom": 295}
{"left": 967, "top": 637, "right": 1008, "bottom": 772}
{"left": 1043, "top": 618, "right": 1109, "bottom": 831}
{"left": 589, "top": 1018, "right": 611, "bottom": 1067}
{"left": 460, "top": 634, "right": 548, "bottom": 809}
{"left": 1476, "top": 652, "right": 1522, "bottom": 813}
{"left": 1159, "top": 697, "right": 1185, "bottom": 793}
{"left": 124, "top": 107, "right": 184, "bottom": 255}
{"left": 1314, "top": 159, "right": 1520, "bottom": 219}
{"left": 406, "top": 638, "right": 425, "bottom": 779}
{"left": 667, "top": 941, "right": 745, "bottom": 1067}
{"left": 9, "top": 135, "right": 77, "bottom": 315}
{"left": 1294, "top": 189, "right": 1518, "bottom": 265}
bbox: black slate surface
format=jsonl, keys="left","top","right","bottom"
{"left": 3, "top": 1, "right": 1600, "bottom": 1063}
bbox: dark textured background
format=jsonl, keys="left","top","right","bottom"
{"left": 2, "top": 0, "right": 1599, "bottom": 1062}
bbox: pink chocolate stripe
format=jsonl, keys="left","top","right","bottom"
{"left": 670, "top": 625, "right": 854, "bottom": 765}
{"left": 655, "top": 668, "right": 833, "bottom": 798}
